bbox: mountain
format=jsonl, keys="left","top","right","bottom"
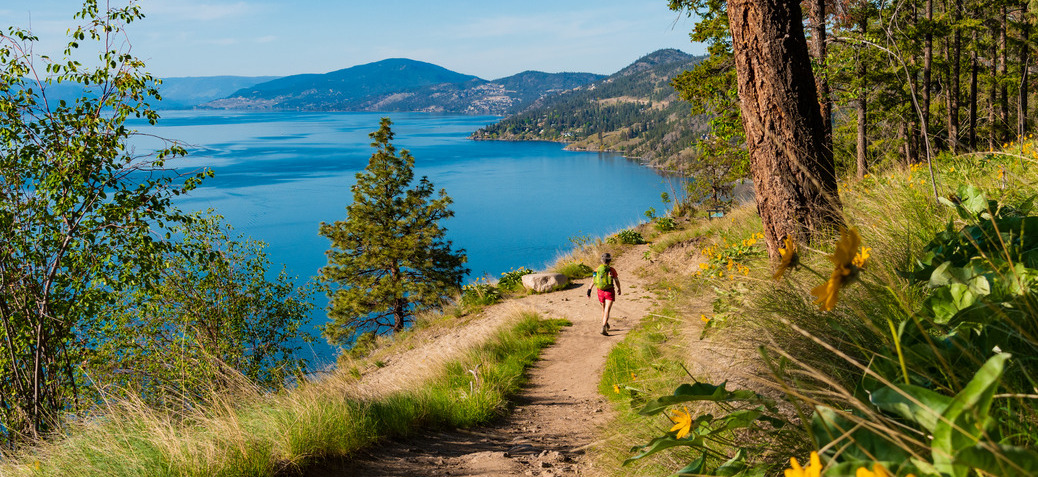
{"left": 24, "top": 76, "right": 278, "bottom": 110}
{"left": 349, "top": 70, "right": 605, "bottom": 115}
{"left": 158, "top": 76, "right": 281, "bottom": 108}
{"left": 472, "top": 49, "right": 709, "bottom": 167}
{"left": 201, "top": 58, "right": 605, "bottom": 115}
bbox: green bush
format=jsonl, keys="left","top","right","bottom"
{"left": 498, "top": 267, "right": 534, "bottom": 292}
{"left": 461, "top": 279, "right": 501, "bottom": 307}
{"left": 610, "top": 229, "right": 646, "bottom": 245}
{"left": 654, "top": 217, "right": 677, "bottom": 232}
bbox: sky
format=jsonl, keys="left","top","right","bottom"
{"left": 0, "top": 0, "right": 704, "bottom": 80}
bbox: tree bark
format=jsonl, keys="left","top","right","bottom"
{"left": 1001, "top": 5, "right": 1010, "bottom": 139}
{"left": 1019, "top": 7, "right": 1030, "bottom": 137}
{"left": 948, "top": 0, "right": 962, "bottom": 153}
{"left": 857, "top": 12, "right": 869, "bottom": 179}
{"left": 809, "top": 0, "right": 832, "bottom": 144}
{"left": 990, "top": 23, "right": 999, "bottom": 150}
{"left": 969, "top": 28, "right": 979, "bottom": 150}
{"left": 923, "top": 0, "right": 934, "bottom": 143}
{"left": 727, "top": 0, "right": 843, "bottom": 257}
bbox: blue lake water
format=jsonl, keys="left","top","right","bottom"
{"left": 130, "top": 110, "right": 672, "bottom": 364}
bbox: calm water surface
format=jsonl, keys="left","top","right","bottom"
{"left": 132, "top": 110, "right": 672, "bottom": 363}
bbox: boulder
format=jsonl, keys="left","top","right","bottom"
{"left": 520, "top": 273, "right": 568, "bottom": 293}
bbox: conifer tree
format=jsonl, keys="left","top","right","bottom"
{"left": 319, "top": 118, "right": 468, "bottom": 345}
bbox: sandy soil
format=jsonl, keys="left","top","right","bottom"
{"left": 313, "top": 245, "right": 659, "bottom": 476}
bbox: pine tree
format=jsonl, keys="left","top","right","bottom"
{"left": 319, "top": 118, "right": 468, "bottom": 345}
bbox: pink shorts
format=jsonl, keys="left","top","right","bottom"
{"left": 597, "top": 289, "right": 615, "bottom": 303}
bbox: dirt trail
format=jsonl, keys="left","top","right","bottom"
{"left": 320, "top": 245, "right": 658, "bottom": 476}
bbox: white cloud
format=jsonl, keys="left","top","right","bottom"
{"left": 254, "top": 35, "right": 277, "bottom": 44}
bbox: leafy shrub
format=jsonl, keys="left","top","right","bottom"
{"left": 461, "top": 279, "right": 501, "bottom": 307}
{"left": 654, "top": 216, "right": 677, "bottom": 232}
{"left": 897, "top": 185, "right": 1038, "bottom": 389}
{"left": 556, "top": 262, "right": 594, "bottom": 279}
{"left": 695, "top": 233, "right": 764, "bottom": 277}
{"left": 498, "top": 267, "right": 534, "bottom": 292}
{"left": 610, "top": 229, "right": 646, "bottom": 244}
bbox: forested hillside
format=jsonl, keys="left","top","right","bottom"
{"left": 472, "top": 49, "right": 709, "bottom": 167}
{"left": 203, "top": 58, "right": 604, "bottom": 115}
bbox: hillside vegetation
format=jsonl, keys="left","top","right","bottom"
{"left": 472, "top": 49, "right": 709, "bottom": 167}
{"left": 203, "top": 58, "right": 605, "bottom": 115}
{"left": 590, "top": 140, "right": 1038, "bottom": 476}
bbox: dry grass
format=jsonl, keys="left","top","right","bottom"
{"left": 0, "top": 311, "right": 566, "bottom": 476}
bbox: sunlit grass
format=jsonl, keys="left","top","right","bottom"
{"left": 601, "top": 139, "right": 1038, "bottom": 476}
{"left": 0, "top": 313, "right": 568, "bottom": 476}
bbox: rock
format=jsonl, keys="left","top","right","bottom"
{"left": 520, "top": 273, "right": 568, "bottom": 293}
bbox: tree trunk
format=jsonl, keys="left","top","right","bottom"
{"left": 1019, "top": 9, "right": 1030, "bottom": 137}
{"left": 393, "top": 298, "right": 406, "bottom": 332}
{"left": 948, "top": 0, "right": 962, "bottom": 153}
{"left": 908, "top": 116, "right": 920, "bottom": 164}
{"left": 809, "top": 0, "right": 832, "bottom": 144}
{"left": 857, "top": 14, "right": 869, "bottom": 179}
{"left": 991, "top": 24, "right": 999, "bottom": 150}
{"left": 969, "top": 28, "right": 979, "bottom": 150}
{"left": 1001, "top": 5, "right": 1010, "bottom": 139}
{"left": 727, "top": 0, "right": 843, "bottom": 257}
{"left": 924, "top": 0, "right": 934, "bottom": 142}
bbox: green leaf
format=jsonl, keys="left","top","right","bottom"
{"left": 958, "top": 185, "right": 990, "bottom": 217}
{"left": 670, "top": 452, "right": 706, "bottom": 476}
{"left": 928, "top": 261, "right": 955, "bottom": 287}
{"left": 949, "top": 283, "right": 976, "bottom": 310}
{"left": 811, "top": 406, "right": 911, "bottom": 463}
{"left": 870, "top": 384, "right": 953, "bottom": 432}
{"left": 624, "top": 435, "right": 704, "bottom": 465}
{"left": 714, "top": 449, "right": 748, "bottom": 476}
{"left": 932, "top": 353, "right": 1010, "bottom": 476}
{"left": 638, "top": 382, "right": 763, "bottom": 416}
{"left": 955, "top": 444, "right": 1038, "bottom": 476}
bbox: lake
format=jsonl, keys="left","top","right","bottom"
{"left": 131, "top": 110, "right": 673, "bottom": 364}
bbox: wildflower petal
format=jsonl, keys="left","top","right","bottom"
{"left": 668, "top": 407, "right": 693, "bottom": 439}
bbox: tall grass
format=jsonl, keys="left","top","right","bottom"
{"left": 607, "top": 143, "right": 1038, "bottom": 475}
{"left": 0, "top": 313, "right": 568, "bottom": 476}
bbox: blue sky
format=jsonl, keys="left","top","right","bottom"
{"left": 0, "top": 0, "right": 703, "bottom": 79}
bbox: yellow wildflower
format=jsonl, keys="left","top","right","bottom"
{"left": 613, "top": 384, "right": 621, "bottom": 394}
{"left": 699, "top": 262, "right": 709, "bottom": 270}
{"left": 785, "top": 451, "right": 822, "bottom": 477}
{"left": 701, "top": 314, "right": 710, "bottom": 323}
{"left": 668, "top": 407, "right": 693, "bottom": 439}
{"left": 853, "top": 247, "right": 871, "bottom": 268}
{"left": 810, "top": 227, "right": 867, "bottom": 311}
{"left": 773, "top": 235, "right": 799, "bottom": 280}
{"left": 631, "top": 372, "right": 637, "bottom": 381}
